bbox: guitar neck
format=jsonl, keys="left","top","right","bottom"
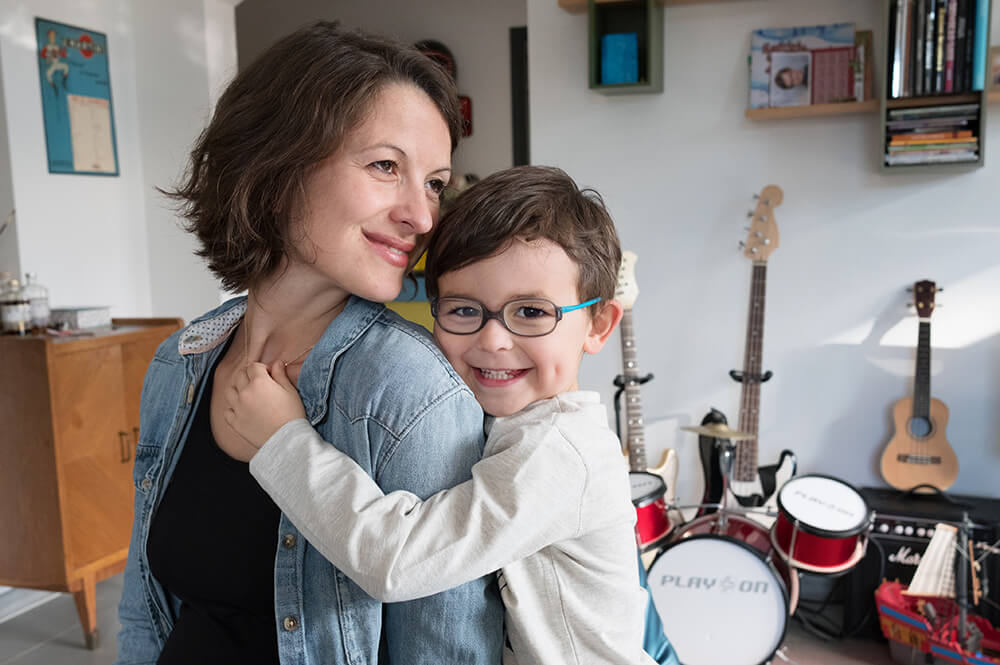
{"left": 913, "top": 320, "right": 932, "bottom": 420}
{"left": 619, "top": 310, "right": 647, "bottom": 471}
{"left": 735, "top": 263, "right": 767, "bottom": 482}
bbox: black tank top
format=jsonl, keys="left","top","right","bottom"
{"left": 147, "top": 340, "right": 281, "bottom": 665}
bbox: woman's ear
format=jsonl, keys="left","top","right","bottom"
{"left": 583, "top": 299, "right": 624, "bottom": 355}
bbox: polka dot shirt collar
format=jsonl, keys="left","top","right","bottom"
{"left": 178, "top": 299, "right": 246, "bottom": 356}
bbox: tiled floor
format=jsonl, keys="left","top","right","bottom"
{"left": 0, "top": 576, "right": 121, "bottom": 665}
{"left": 0, "top": 573, "right": 896, "bottom": 665}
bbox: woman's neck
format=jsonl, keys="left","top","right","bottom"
{"left": 243, "top": 265, "right": 349, "bottom": 367}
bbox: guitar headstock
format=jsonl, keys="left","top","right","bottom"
{"left": 912, "top": 280, "right": 937, "bottom": 319}
{"left": 743, "top": 185, "right": 782, "bottom": 262}
{"left": 615, "top": 251, "right": 639, "bottom": 311}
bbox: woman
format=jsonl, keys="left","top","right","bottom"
{"left": 115, "top": 21, "right": 503, "bottom": 665}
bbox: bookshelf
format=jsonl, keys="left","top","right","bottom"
{"left": 559, "top": 0, "right": 744, "bottom": 12}
{"left": 879, "top": 0, "right": 993, "bottom": 172}
{"left": 588, "top": 0, "right": 663, "bottom": 94}
{"left": 744, "top": 101, "right": 878, "bottom": 121}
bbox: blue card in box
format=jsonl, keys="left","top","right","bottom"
{"left": 601, "top": 33, "right": 638, "bottom": 84}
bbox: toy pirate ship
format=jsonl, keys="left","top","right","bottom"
{"left": 876, "top": 519, "right": 1000, "bottom": 665}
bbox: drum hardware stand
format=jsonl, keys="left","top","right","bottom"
{"left": 715, "top": 437, "right": 738, "bottom": 530}
{"left": 612, "top": 372, "right": 653, "bottom": 442}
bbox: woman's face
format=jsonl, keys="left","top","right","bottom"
{"left": 290, "top": 83, "right": 452, "bottom": 303}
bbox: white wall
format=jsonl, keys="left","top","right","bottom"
{"left": 529, "top": 0, "right": 1000, "bottom": 501}
{"left": 0, "top": 46, "right": 18, "bottom": 281}
{"left": 235, "top": 0, "right": 527, "bottom": 179}
{"left": 0, "top": 0, "right": 232, "bottom": 323}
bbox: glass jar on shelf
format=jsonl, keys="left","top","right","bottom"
{"left": 21, "top": 272, "right": 50, "bottom": 331}
{"left": 1, "top": 278, "right": 30, "bottom": 335}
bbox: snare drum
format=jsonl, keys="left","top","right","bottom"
{"left": 672, "top": 513, "right": 799, "bottom": 614}
{"left": 770, "top": 474, "right": 872, "bottom": 575}
{"left": 648, "top": 535, "right": 788, "bottom": 665}
{"left": 629, "top": 471, "right": 673, "bottom": 551}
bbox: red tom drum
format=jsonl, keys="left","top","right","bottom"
{"left": 770, "top": 474, "right": 872, "bottom": 575}
{"left": 629, "top": 471, "right": 673, "bottom": 551}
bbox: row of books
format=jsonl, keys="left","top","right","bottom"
{"left": 888, "top": 0, "right": 990, "bottom": 98}
{"left": 883, "top": 103, "right": 980, "bottom": 166}
{"left": 748, "top": 23, "right": 872, "bottom": 109}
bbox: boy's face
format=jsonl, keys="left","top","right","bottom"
{"left": 433, "top": 238, "right": 621, "bottom": 417}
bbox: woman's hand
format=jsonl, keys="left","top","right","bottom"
{"left": 225, "top": 361, "right": 307, "bottom": 450}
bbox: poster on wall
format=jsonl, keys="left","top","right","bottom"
{"left": 35, "top": 17, "right": 119, "bottom": 176}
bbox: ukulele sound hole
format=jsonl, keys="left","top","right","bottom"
{"left": 908, "top": 417, "right": 933, "bottom": 438}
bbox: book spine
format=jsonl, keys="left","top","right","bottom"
{"left": 963, "top": 0, "right": 975, "bottom": 90}
{"left": 903, "top": 0, "right": 914, "bottom": 95}
{"left": 953, "top": 0, "right": 967, "bottom": 92}
{"left": 935, "top": 0, "right": 947, "bottom": 93}
{"left": 944, "top": 0, "right": 957, "bottom": 92}
{"left": 914, "top": 0, "right": 926, "bottom": 95}
{"left": 924, "top": 0, "right": 937, "bottom": 93}
{"left": 971, "top": 0, "right": 987, "bottom": 90}
{"left": 892, "top": 0, "right": 905, "bottom": 97}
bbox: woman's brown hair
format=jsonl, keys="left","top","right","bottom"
{"left": 167, "top": 21, "right": 461, "bottom": 292}
{"left": 425, "top": 166, "right": 622, "bottom": 307}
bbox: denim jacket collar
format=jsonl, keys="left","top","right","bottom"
{"left": 177, "top": 295, "right": 384, "bottom": 425}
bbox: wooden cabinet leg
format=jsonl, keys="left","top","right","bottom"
{"left": 72, "top": 574, "right": 100, "bottom": 650}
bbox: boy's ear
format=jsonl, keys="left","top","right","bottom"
{"left": 583, "top": 299, "right": 624, "bottom": 355}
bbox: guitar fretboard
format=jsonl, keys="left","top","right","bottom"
{"left": 735, "top": 263, "right": 766, "bottom": 482}
{"left": 913, "top": 320, "right": 932, "bottom": 420}
{"left": 620, "top": 310, "right": 646, "bottom": 471}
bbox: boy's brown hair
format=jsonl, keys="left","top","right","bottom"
{"left": 425, "top": 166, "right": 621, "bottom": 306}
{"left": 167, "top": 20, "right": 461, "bottom": 293}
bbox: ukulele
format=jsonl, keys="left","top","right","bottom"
{"left": 880, "top": 280, "right": 958, "bottom": 492}
{"left": 707, "top": 186, "right": 796, "bottom": 522}
{"left": 616, "top": 251, "right": 679, "bottom": 548}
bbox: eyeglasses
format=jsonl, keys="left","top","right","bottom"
{"left": 431, "top": 296, "right": 602, "bottom": 337}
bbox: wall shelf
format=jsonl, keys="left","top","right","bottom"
{"left": 559, "top": 0, "right": 742, "bottom": 13}
{"left": 745, "top": 100, "right": 878, "bottom": 121}
{"left": 588, "top": 0, "right": 663, "bottom": 94}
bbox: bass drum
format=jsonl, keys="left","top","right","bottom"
{"left": 647, "top": 535, "right": 788, "bottom": 665}
{"left": 671, "top": 513, "right": 799, "bottom": 614}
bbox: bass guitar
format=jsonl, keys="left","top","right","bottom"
{"left": 616, "top": 251, "right": 679, "bottom": 553}
{"left": 880, "top": 280, "right": 958, "bottom": 492}
{"left": 701, "top": 186, "right": 796, "bottom": 523}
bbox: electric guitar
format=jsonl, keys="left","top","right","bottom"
{"left": 703, "top": 187, "right": 796, "bottom": 523}
{"left": 616, "top": 251, "right": 679, "bottom": 506}
{"left": 880, "top": 280, "right": 958, "bottom": 492}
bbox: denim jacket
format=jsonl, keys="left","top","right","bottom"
{"left": 115, "top": 296, "right": 503, "bottom": 665}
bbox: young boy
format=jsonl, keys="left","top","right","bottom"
{"left": 226, "top": 166, "right": 668, "bottom": 665}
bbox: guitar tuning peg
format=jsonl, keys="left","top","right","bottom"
{"left": 905, "top": 287, "right": 913, "bottom": 292}
{"left": 906, "top": 303, "right": 915, "bottom": 308}
{"left": 743, "top": 226, "right": 751, "bottom": 231}
{"left": 937, "top": 287, "right": 944, "bottom": 292}
{"left": 746, "top": 211, "right": 754, "bottom": 218}
{"left": 738, "top": 241, "right": 746, "bottom": 250}
{"left": 752, "top": 193, "right": 760, "bottom": 200}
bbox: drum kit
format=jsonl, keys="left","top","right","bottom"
{"left": 628, "top": 425, "right": 875, "bottom": 665}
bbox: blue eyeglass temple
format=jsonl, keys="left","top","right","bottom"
{"left": 559, "top": 297, "right": 602, "bottom": 314}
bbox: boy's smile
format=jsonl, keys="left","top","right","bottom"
{"left": 433, "top": 238, "right": 620, "bottom": 417}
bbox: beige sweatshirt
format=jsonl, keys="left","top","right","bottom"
{"left": 250, "top": 391, "right": 654, "bottom": 665}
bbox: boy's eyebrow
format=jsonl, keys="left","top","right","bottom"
{"left": 439, "top": 292, "right": 553, "bottom": 302}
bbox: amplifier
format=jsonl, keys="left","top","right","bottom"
{"left": 842, "top": 487, "right": 1000, "bottom": 639}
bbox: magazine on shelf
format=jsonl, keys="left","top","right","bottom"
{"left": 748, "top": 22, "right": 855, "bottom": 109}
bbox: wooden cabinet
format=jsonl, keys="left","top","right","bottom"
{"left": 0, "top": 318, "right": 182, "bottom": 649}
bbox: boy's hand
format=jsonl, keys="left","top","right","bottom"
{"left": 225, "top": 361, "right": 307, "bottom": 449}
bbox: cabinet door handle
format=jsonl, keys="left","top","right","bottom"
{"left": 118, "top": 431, "right": 131, "bottom": 463}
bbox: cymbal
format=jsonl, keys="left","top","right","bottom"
{"left": 680, "top": 423, "right": 757, "bottom": 440}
